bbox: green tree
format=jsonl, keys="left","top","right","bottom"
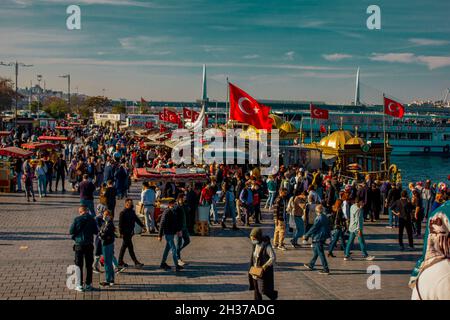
{"left": 78, "top": 104, "right": 92, "bottom": 119}
{"left": 30, "top": 101, "right": 43, "bottom": 113}
{"left": 83, "top": 96, "right": 111, "bottom": 113}
{"left": 0, "top": 77, "right": 15, "bottom": 112}
{"left": 43, "top": 97, "right": 69, "bottom": 118}
{"left": 112, "top": 104, "right": 126, "bottom": 114}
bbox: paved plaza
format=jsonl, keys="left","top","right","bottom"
{"left": 0, "top": 184, "right": 422, "bottom": 300}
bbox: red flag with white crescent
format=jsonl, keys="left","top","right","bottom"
{"left": 310, "top": 104, "right": 329, "bottom": 120}
{"left": 164, "top": 108, "right": 181, "bottom": 124}
{"left": 384, "top": 96, "right": 405, "bottom": 118}
{"left": 229, "top": 83, "right": 272, "bottom": 131}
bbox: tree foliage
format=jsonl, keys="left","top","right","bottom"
{"left": 0, "top": 77, "right": 15, "bottom": 112}
{"left": 43, "top": 97, "right": 69, "bottom": 118}
{"left": 82, "top": 96, "right": 111, "bottom": 113}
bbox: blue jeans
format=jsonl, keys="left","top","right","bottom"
{"left": 265, "top": 191, "right": 276, "bottom": 208}
{"left": 80, "top": 199, "right": 95, "bottom": 216}
{"left": 176, "top": 228, "right": 191, "bottom": 260}
{"left": 328, "top": 228, "right": 346, "bottom": 253}
{"left": 102, "top": 243, "right": 115, "bottom": 283}
{"left": 388, "top": 208, "right": 398, "bottom": 227}
{"left": 37, "top": 175, "right": 47, "bottom": 196}
{"left": 162, "top": 234, "right": 178, "bottom": 266}
{"left": 17, "top": 172, "right": 23, "bottom": 191}
{"left": 292, "top": 216, "right": 305, "bottom": 244}
{"left": 309, "top": 241, "right": 328, "bottom": 270}
{"left": 210, "top": 196, "right": 219, "bottom": 222}
{"left": 222, "top": 203, "right": 237, "bottom": 224}
{"left": 144, "top": 206, "right": 155, "bottom": 231}
{"left": 345, "top": 231, "right": 369, "bottom": 257}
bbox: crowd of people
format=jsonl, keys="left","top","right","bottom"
{"left": 1, "top": 124, "right": 449, "bottom": 299}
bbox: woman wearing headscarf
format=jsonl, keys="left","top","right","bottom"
{"left": 410, "top": 201, "right": 450, "bottom": 300}
{"left": 248, "top": 228, "right": 278, "bottom": 300}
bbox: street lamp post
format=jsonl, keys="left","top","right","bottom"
{"left": 59, "top": 74, "right": 71, "bottom": 110}
{"left": 37, "top": 75, "right": 43, "bottom": 120}
{"left": 0, "top": 61, "right": 33, "bottom": 128}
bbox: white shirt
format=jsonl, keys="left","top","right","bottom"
{"left": 411, "top": 260, "right": 450, "bottom": 300}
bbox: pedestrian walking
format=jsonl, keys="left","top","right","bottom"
{"left": 69, "top": 206, "right": 98, "bottom": 292}
{"left": 118, "top": 198, "right": 145, "bottom": 269}
{"left": 158, "top": 199, "right": 183, "bottom": 271}
{"left": 249, "top": 227, "right": 278, "bottom": 300}
{"left": 303, "top": 204, "right": 331, "bottom": 274}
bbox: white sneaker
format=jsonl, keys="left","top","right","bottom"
{"left": 364, "top": 255, "right": 375, "bottom": 261}
{"left": 178, "top": 259, "right": 186, "bottom": 267}
{"left": 75, "top": 285, "right": 84, "bottom": 292}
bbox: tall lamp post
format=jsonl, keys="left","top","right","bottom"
{"left": 0, "top": 61, "right": 33, "bottom": 128}
{"left": 59, "top": 74, "right": 71, "bottom": 110}
{"left": 37, "top": 74, "right": 43, "bottom": 120}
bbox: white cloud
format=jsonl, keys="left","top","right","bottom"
{"left": 409, "top": 38, "right": 450, "bottom": 46}
{"left": 370, "top": 52, "right": 450, "bottom": 70}
{"left": 25, "top": 57, "right": 347, "bottom": 72}
{"left": 416, "top": 56, "right": 450, "bottom": 70}
{"left": 370, "top": 53, "right": 417, "bottom": 64}
{"left": 243, "top": 54, "right": 260, "bottom": 59}
{"left": 42, "top": 0, "right": 156, "bottom": 7}
{"left": 284, "top": 51, "right": 295, "bottom": 61}
{"left": 322, "top": 53, "right": 353, "bottom": 61}
{"left": 202, "top": 45, "right": 226, "bottom": 53}
{"left": 119, "top": 36, "right": 172, "bottom": 50}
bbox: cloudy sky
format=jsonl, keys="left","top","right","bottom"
{"left": 0, "top": 0, "right": 449, "bottom": 104}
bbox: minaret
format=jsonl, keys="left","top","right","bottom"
{"left": 201, "top": 64, "right": 208, "bottom": 111}
{"left": 354, "top": 67, "right": 360, "bottom": 106}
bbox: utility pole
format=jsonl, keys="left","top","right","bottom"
{"left": 0, "top": 61, "right": 33, "bottom": 128}
{"left": 59, "top": 74, "right": 71, "bottom": 110}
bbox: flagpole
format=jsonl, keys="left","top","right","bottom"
{"left": 309, "top": 103, "right": 313, "bottom": 143}
{"left": 382, "top": 93, "right": 387, "bottom": 174}
{"left": 226, "top": 77, "right": 229, "bottom": 125}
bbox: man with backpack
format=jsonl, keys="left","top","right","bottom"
{"left": 69, "top": 205, "right": 98, "bottom": 292}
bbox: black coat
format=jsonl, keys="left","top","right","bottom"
{"left": 119, "top": 207, "right": 144, "bottom": 236}
{"left": 248, "top": 236, "right": 276, "bottom": 298}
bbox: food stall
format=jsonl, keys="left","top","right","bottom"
{"left": 133, "top": 167, "right": 210, "bottom": 235}
{"left": 0, "top": 147, "right": 33, "bottom": 192}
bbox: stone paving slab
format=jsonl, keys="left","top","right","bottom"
{"left": 0, "top": 184, "right": 422, "bottom": 300}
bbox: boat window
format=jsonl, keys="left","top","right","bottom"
{"left": 407, "top": 133, "right": 419, "bottom": 140}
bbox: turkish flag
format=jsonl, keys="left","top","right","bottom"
{"left": 320, "top": 124, "right": 327, "bottom": 133}
{"left": 310, "top": 104, "right": 329, "bottom": 119}
{"left": 384, "top": 97, "right": 405, "bottom": 118}
{"left": 145, "top": 122, "right": 153, "bottom": 129}
{"left": 164, "top": 108, "right": 181, "bottom": 124}
{"left": 229, "top": 83, "right": 273, "bottom": 131}
{"left": 159, "top": 124, "right": 167, "bottom": 133}
{"left": 158, "top": 112, "right": 166, "bottom": 121}
{"left": 183, "top": 107, "right": 199, "bottom": 121}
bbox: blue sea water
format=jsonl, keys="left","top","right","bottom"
{"left": 392, "top": 156, "right": 450, "bottom": 185}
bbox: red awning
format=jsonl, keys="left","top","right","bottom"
{"left": 38, "top": 135, "right": 70, "bottom": 142}
{"left": 133, "top": 168, "right": 208, "bottom": 182}
{"left": 0, "top": 131, "right": 11, "bottom": 137}
{"left": 22, "top": 142, "right": 58, "bottom": 150}
{"left": 0, "top": 147, "right": 33, "bottom": 158}
{"left": 55, "top": 126, "right": 74, "bottom": 130}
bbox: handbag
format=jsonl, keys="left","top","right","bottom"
{"left": 249, "top": 266, "right": 264, "bottom": 278}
